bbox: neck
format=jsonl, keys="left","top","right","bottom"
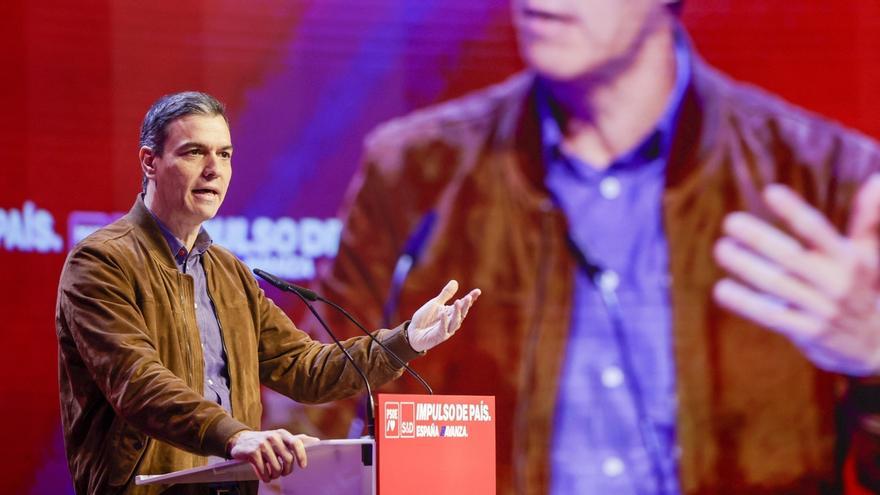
{"left": 143, "top": 189, "right": 201, "bottom": 251}
{"left": 543, "top": 21, "right": 678, "bottom": 170}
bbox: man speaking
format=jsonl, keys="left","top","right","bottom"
{"left": 55, "top": 91, "right": 480, "bottom": 495}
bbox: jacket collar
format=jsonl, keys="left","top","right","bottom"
{"left": 490, "top": 56, "right": 723, "bottom": 205}
{"left": 126, "top": 194, "right": 187, "bottom": 271}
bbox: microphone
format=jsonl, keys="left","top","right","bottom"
{"left": 254, "top": 268, "right": 376, "bottom": 437}
{"left": 255, "top": 268, "right": 432, "bottom": 395}
{"left": 253, "top": 268, "right": 318, "bottom": 301}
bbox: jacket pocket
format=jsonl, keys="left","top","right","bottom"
{"left": 106, "top": 419, "right": 149, "bottom": 487}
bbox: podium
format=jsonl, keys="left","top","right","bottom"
{"left": 136, "top": 394, "right": 495, "bottom": 494}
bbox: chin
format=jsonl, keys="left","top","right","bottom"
{"left": 522, "top": 45, "right": 604, "bottom": 82}
{"left": 194, "top": 206, "right": 221, "bottom": 222}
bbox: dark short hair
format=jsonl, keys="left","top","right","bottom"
{"left": 139, "top": 91, "right": 228, "bottom": 191}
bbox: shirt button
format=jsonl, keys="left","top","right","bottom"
{"left": 194, "top": 302, "right": 199, "bottom": 309}
{"left": 599, "top": 176, "right": 621, "bottom": 199}
{"left": 208, "top": 379, "right": 214, "bottom": 385}
{"left": 600, "top": 366, "right": 624, "bottom": 388}
{"left": 602, "top": 456, "right": 625, "bottom": 477}
{"left": 598, "top": 269, "right": 619, "bottom": 292}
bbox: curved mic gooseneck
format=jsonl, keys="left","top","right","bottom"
{"left": 254, "top": 268, "right": 376, "bottom": 437}
{"left": 253, "top": 268, "right": 433, "bottom": 395}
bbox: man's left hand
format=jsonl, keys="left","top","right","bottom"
{"left": 407, "top": 280, "right": 481, "bottom": 353}
{"left": 713, "top": 175, "right": 880, "bottom": 376}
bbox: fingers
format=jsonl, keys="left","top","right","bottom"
{"left": 763, "top": 184, "right": 847, "bottom": 256}
{"left": 268, "top": 434, "right": 295, "bottom": 476}
{"left": 446, "top": 289, "right": 479, "bottom": 334}
{"left": 452, "top": 289, "right": 480, "bottom": 322}
{"left": 447, "top": 299, "right": 464, "bottom": 335}
{"left": 848, "top": 174, "right": 880, "bottom": 246}
{"left": 232, "top": 430, "right": 317, "bottom": 483}
{"left": 713, "top": 278, "right": 823, "bottom": 342}
{"left": 249, "top": 450, "right": 268, "bottom": 483}
{"left": 713, "top": 238, "right": 835, "bottom": 319}
{"left": 714, "top": 183, "right": 880, "bottom": 376}
{"left": 409, "top": 284, "right": 480, "bottom": 351}
{"left": 261, "top": 438, "right": 284, "bottom": 480}
{"left": 283, "top": 433, "right": 317, "bottom": 469}
{"left": 433, "top": 280, "right": 459, "bottom": 305}
{"left": 721, "top": 212, "right": 839, "bottom": 290}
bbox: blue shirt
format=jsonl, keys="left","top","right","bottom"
{"left": 149, "top": 209, "right": 233, "bottom": 413}
{"left": 543, "top": 33, "right": 691, "bottom": 495}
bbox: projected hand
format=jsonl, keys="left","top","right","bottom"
{"left": 713, "top": 176, "right": 880, "bottom": 376}
{"left": 407, "top": 280, "right": 481, "bottom": 352}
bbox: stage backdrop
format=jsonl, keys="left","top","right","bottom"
{"left": 1, "top": 1, "right": 878, "bottom": 493}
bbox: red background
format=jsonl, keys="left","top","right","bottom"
{"left": 1, "top": 1, "right": 879, "bottom": 492}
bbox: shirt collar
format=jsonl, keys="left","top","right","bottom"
{"left": 536, "top": 24, "right": 693, "bottom": 175}
{"left": 144, "top": 199, "right": 213, "bottom": 264}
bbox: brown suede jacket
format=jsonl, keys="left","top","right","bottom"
{"left": 320, "top": 58, "right": 880, "bottom": 494}
{"left": 56, "top": 196, "right": 418, "bottom": 495}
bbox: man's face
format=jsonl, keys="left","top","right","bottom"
{"left": 144, "top": 114, "right": 232, "bottom": 229}
{"left": 512, "top": 0, "right": 673, "bottom": 82}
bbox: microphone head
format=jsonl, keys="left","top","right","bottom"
{"left": 254, "top": 268, "right": 319, "bottom": 301}
{"left": 253, "top": 268, "right": 287, "bottom": 290}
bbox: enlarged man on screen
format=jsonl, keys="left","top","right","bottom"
{"left": 319, "top": 0, "right": 880, "bottom": 493}
{"left": 55, "top": 91, "right": 480, "bottom": 495}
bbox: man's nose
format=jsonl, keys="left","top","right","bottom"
{"left": 202, "top": 154, "right": 219, "bottom": 178}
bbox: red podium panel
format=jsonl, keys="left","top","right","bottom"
{"left": 377, "top": 394, "right": 495, "bottom": 494}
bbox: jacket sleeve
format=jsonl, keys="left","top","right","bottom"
{"left": 820, "top": 126, "right": 880, "bottom": 490}
{"left": 58, "top": 243, "right": 249, "bottom": 457}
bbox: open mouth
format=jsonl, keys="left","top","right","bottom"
{"left": 192, "top": 188, "right": 219, "bottom": 199}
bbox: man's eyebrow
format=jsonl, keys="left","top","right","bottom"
{"left": 174, "top": 142, "right": 233, "bottom": 151}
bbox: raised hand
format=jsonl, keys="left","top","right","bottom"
{"left": 407, "top": 280, "right": 481, "bottom": 353}
{"left": 713, "top": 176, "right": 880, "bottom": 376}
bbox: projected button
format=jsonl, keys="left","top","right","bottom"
{"left": 598, "top": 270, "right": 619, "bottom": 292}
{"left": 600, "top": 366, "right": 624, "bottom": 388}
{"left": 599, "top": 176, "right": 621, "bottom": 200}
{"left": 602, "top": 456, "right": 626, "bottom": 477}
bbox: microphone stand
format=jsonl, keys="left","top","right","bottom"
{"left": 254, "top": 269, "right": 376, "bottom": 438}
{"left": 254, "top": 269, "right": 433, "bottom": 394}
{"left": 317, "top": 297, "right": 433, "bottom": 395}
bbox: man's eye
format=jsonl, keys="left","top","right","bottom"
{"left": 187, "top": 149, "right": 203, "bottom": 156}
{"left": 220, "top": 152, "right": 231, "bottom": 159}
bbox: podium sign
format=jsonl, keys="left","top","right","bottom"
{"left": 377, "top": 394, "right": 495, "bottom": 494}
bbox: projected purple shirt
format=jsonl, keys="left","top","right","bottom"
{"left": 542, "top": 33, "right": 692, "bottom": 495}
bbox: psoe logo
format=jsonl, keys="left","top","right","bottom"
{"left": 384, "top": 402, "right": 400, "bottom": 439}
{"left": 400, "top": 402, "right": 415, "bottom": 439}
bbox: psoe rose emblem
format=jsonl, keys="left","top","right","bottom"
{"left": 385, "top": 402, "right": 400, "bottom": 438}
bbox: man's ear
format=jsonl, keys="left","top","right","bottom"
{"left": 139, "top": 146, "right": 157, "bottom": 181}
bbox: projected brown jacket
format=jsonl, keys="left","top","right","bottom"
{"left": 320, "top": 58, "right": 880, "bottom": 494}
{"left": 55, "top": 196, "right": 417, "bottom": 495}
